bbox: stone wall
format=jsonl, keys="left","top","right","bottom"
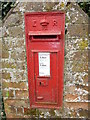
{"left": 1, "top": 2, "right": 89, "bottom": 118}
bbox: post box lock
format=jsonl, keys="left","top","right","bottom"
{"left": 38, "top": 80, "right": 48, "bottom": 86}
{"left": 25, "top": 12, "right": 65, "bottom": 109}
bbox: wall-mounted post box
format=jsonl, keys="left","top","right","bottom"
{"left": 25, "top": 12, "right": 65, "bottom": 109}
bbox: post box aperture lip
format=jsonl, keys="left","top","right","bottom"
{"left": 28, "top": 32, "right": 61, "bottom": 42}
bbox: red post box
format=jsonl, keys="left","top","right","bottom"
{"left": 25, "top": 12, "right": 65, "bottom": 109}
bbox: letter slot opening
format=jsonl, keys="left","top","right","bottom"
{"left": 33, "top": 35, "right": 57, "bottom": 39}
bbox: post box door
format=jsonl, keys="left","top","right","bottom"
{"left": 34, "top": 52, "right": 58, "bottom": 103}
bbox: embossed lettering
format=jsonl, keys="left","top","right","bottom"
{"left": 33, "top": 20, "right": 36, "bottom": 27}
{"left": 53, "top": 20, "right": 57, "bottom": 26}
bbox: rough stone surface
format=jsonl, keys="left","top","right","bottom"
{"left": 1, "top": 1, "right": 89, "bottom": 119}
{"left": 8, "top": 26, "right": 24, "bottom": 38}
{"left": 4, "top": 12, "right": 23, "bottom": 27}
{"left": 67, "top": 24, "right": 89, "bottom": 37}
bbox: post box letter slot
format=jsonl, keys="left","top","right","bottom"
{"left": 29, "top": 32, "right": 61, "bottom": 42}
{"left": 33, "top": 35, "right": 57, "bottom": 39}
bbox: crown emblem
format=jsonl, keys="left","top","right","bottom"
{"left": 40, "top": 17, "right": 49, "bottom": 30}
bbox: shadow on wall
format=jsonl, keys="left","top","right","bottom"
{"left": 0, "top": 93, "right": 6, "bottom": 119}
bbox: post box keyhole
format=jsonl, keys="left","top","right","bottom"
{"left": 40, "top": 82, "right": 41, "bottom": 85}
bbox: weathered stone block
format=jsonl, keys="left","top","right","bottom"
{"left": 65, "top": 50, "right": 88, "bottom": 62}
{"left": 65, "top": 85, "right": 76, "bottom": 94}
{"left": 4, "top": 103, "right": 16, "bottom": 116}
{"left": 75, "top": 72, "right": 88, "bottom": 85}
{"left": 25, "top": 2, "right": 44, "bottom": 12}
{"left": 64, "top": 71, "right": 73, "bottom": 83}
{"left": 2, "top": 61, "right": 16, "bottom": 69}
{"left": 65, "top": 60, "right": 88, "bottom": 72}
{"left": 66, "top": 3, "right": 89, "bottom": 24}
{"left": 4, "top": 13, "right": 23, "bottom": 27}
{"left": 11, "top": 50, "right": 26, "bottom": 61}
{"left": 2, "top": 82, "right": 10, "bottom": 88}
{"left": 78, "top": 39, "right": 88, "bottom": 50}
{"left": 4, "top": 99, "right": 29, "bottom": 108}
{"left": 76, "top": 84, "right": 89, "bottom": 91}
{"left": 2, "top": 50, "right": 9, "bottom": 58}
{"left": 2, "top": 43, "right": 9, "bottom": 58}
{"left": 17, "top": 50, "right": 26, "bottom": 61}
{"left": 13, "top": 3, "right": 27, "bottom": 12}
{"left": 4, "top": 103, "right": 11, "bottom": 114}
{"left": 44, "top": 2, "right": 56, "bottom": 11}
{"left": 15, "top": 90, "right": 29, "bottom": 99}
{"left": 18, "top": 82, "right": 28, "bottom": 90}
{"left": 24, "top": 108, "right": 38, "bottom": 117}
{"left": 64, "top": 71, "right": 88, "bottom": 86}
{"left": 17, "top": 107, "right": 23, "bottom": 115}
{"left": 2, "top": 81, "right": 28, "bottom": 90}
{"left": 6, "top": 113, "right": 24, "bottom": 118}
{"left": 64, "top": 102, "right": 88, "bottom": 110}
{"left": 9, "top": 106, "right": 16, "bottom": 114}
{"left": 12, "top": 71, "right": 27, "bottom": 82}
{"left": 16, "top": 39, "right": 25, "bottom": 48}
{"left": 8, "top": 26, "right": 24, "bottom": 38}
{"left": 11, "top": 51, "right": 17, "bottom": 60}
{"left": 69, "top": 13, "right": 88, "bottom": 24}
{"left": 65, "top": 38, "right": 88, "bottom": 52}
{"left": 67, "top": 24, "right": 89, "bottom": 37}
{"left": 78, "top": 109, "right": 88, "bottom": 118}
{"left": 64, "top": 93, "right": 78, "bottom": 101}
{"left": 16, "top": 61, "right": 26, "bottom": 70}
{"left": 9, "top": 38, "right": 25, "bottom": 49}
{"left": 2, "top": 90, "right": 14, "bottom": 97}
{"left": 64, "top": 92, "right": 88, "bottom": 102}
{"left": 67, "top": 110, "right": 77, "bottom": 118}
{"left": 72, "top": 61, "right": 88, "bottom": 72}
{"left": 2, "top": 71, "right": 10, "bottom": 80}
{"left": 82, "top": 95, "right": 88, "bottom": 101}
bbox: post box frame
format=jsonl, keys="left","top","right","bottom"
{"left": 25, "top": 12, "right": 65, "bottom": 109}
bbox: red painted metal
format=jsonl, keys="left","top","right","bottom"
{"left": 25, "top": 12, "right": 65, "bottom": 109}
